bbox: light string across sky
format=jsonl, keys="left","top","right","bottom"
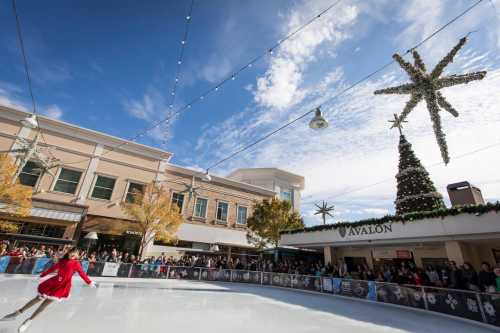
{"left": 21, "top": 0, "right": 345, "bottom": 168}
{"left": 205, "top": 0, "right": 487, "bottom": 172}
{"left": 11, "top": 0, "right": 493, "bottom": 194}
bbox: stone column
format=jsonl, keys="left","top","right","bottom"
{"left": 76, "top": 144, "right": 103, "bottom": 204}
{"left": 445, "top": 241, "right": 466, "bottom": 266}
{"left": 324, "top": 246, "right": 335, "bottom": 265}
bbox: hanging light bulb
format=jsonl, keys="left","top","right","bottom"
{"left": 309, "top": 107, "right": 329, "bottom": 130}
{"left": 181, "top": 40, "right": 186, "bottom": 45}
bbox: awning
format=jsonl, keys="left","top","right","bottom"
{"left": 0, "top": 199, "right": 86, "bottom": 223}
{"left": 30, "top": 207, "right": 82, "bottom": 222}
{"left": 0, "top": 233, "right": 74, "bottom": 245}
{"left": 177, "top": 223, "right": 252, "bottom": 248}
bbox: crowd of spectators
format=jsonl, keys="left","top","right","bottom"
{"left": 2, "top": 241, "right": 500, "bottom": 293}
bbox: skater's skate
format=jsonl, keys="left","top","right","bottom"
{"left": 0, "top": 310, "right": 21, "bottom": 321}
{"left": 18, "top": 319, "right": 32, "bottom": 332}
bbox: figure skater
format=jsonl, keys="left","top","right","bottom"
{"left": 0, "top": 247, "right": 96, "bottom": 332}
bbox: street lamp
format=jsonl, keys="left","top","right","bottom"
{"left": 84, "top": 232, "right": 98, "bottom": 254}
{"left": 309, "top": 107, "right": 329, "bottom": 130}
{"left": 201, "top": 171, "right": 212, "bottom": 182}
{"left": 20, "top": 114, "right": 39, "bottom": 129}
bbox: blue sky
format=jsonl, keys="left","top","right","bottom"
{"left": 1, "top": 0, "right": 500, "bottom": 225}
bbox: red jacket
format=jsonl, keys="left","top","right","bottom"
{"left": 38, "top": 259, "right": 92, "bottom": 300}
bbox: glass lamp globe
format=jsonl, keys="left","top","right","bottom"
{"left": 309, "top": 108, "right": 329, "bottom": 130}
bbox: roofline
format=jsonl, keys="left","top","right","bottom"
{"left": 0, "top": 106, "right": 173, "bottom": 161}
{"left": 166, "top": 164, "right": 277, "bottom": 196}
{"left": 227, "top": 167, "right": 305, "bottom": 188}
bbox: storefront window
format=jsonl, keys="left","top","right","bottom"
{"left": 125, "top": 182, "right": 144, "bottom": 203}
{"left": 171, "top": 193, "right": 185, "bottom": 212}
{"left": 237, "top": 206, "right": 247, "bottom": 225}
{"left": 53, "top": 168, "right": 82, "bottom": 194}
{"left": 194, "top": 197, "right": 208, "bottom": 218}
{"left": 280, "top": 189, "right": 292, "bottom": 203}
{"left": 19, "top": 161, "right": 42, "bottom": 187}
{"left": 91, "top": 176, "right": 116, "bottom": 200}
{"left": 216, "top": 201, "right": 228, "bottom": 222}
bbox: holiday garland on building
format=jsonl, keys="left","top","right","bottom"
{"left": 374, "top": 37, "right": 487, "bottom": 164}
{"left": 395, "top": 134, "right": 445, "bottom": 215}
{"left": 282, "top": 202, "right": 500, "bottom": 235}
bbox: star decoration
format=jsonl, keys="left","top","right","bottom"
{"left": 374, "top": 37, "right": 487, "bottom": 164}
{"left": 314, "top": 200, "right": 335, "bottom": 225}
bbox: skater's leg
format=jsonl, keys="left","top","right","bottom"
{"left": 18, "top": 299, "right": 53, "bottom": 332}
{"left": 0, "top": 297, "right": 41, "bottom": 321}
{"left": 18, "top": 297, "right": 43, "bottom": 314}
{"left": 28, "top": 299, "right": 52, "bottom": 320}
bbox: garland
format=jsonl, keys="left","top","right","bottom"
{"left": 282, "top": 202, "right": 500, "bottom": 235}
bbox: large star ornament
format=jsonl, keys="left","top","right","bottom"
{"left": 374, "top": 37, "right": 486, "bottom": 164}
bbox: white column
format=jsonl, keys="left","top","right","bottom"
{"left": 155, "top": 159, "right": 169, "bottom": 183}
{"left": 445, "top": 241, "right": 466, "bottom": 266}
{"left": 324, "top": 246, "right": 334, "bottom": 265}
{"left": 76, "top": 144, "right": 103, "bottom": 204}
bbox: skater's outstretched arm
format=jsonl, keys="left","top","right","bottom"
{"left": 75, "top": 261, "right": 93, "bottom": 285}
{"left": 39, "top": 262, "right": 60, "bottom": 277}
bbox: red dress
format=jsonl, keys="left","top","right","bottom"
{"left": 38, "top": 259, "right": 92, "bottom": 301}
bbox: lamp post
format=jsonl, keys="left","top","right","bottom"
{"left": 84, "top": 231, "right": 98, "bottom": 254}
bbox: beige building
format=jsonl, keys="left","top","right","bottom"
{"left": 280, "top": 208, "right": 500, "bottom": 272}
{"left": 0, "top": 106, "right": 304, "bottom": 258}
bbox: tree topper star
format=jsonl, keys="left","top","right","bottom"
{"left": 374, "top": 37, "right": 486, "bottom": 164}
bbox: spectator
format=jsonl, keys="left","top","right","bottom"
{"left": 462, "top": 262, "right": 479, "bottom": 291}
{"left": 479, "top": 262, "right": 496, "bottom": 292}
{"left": 425, "top": 265, "right": 441, "bottom": 286}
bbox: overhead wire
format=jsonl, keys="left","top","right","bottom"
{"left": 54, "top": 0, "right": 346, "bottom": 167}
{"left": 301, "top": 140, "right": 500, "bottom": 206}
{"left": 205, "top": 0, "right": 486, "bottom": 172}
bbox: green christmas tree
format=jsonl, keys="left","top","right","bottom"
{"left": 395, "top": 131, "right": 445, "bottom": 215}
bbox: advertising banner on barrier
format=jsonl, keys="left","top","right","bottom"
{"left": 480, "top": 293, "right": 500, "bottom": 327}
{"left": 367, "top": 281, "right": 377, "bottom": 301}
{"left": 332, "top": 278, "right": 342, "bottom": 294}
{"left": 31, "top": 258, "right": 52, "bottom": 275}
{"left": 81, "top": 260, "right": 89, "bottom": 273}
{"left": 322, "top": 277, "right": 333, "bottom": 293}
{"left": 424, "top": 287, "right": 484, "bottom": 323}
{"left": 0, "top": 256, "right": 10, "bottom": 273}
{"left": 101, "top": 262, "right": 120, "bottom": 277}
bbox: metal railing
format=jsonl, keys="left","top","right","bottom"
{"left": 1, "top": 256, "right": 499, "bottom": 327}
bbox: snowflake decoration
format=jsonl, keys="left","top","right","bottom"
{"left": 445, "top": 294, "right": 458, "bottom": 310}
{"left": 394, "top": 287, "right": 403, "bottom": 300}
{"left": 467, "top": 298, "right": 479, "bottom": 313}
{"left": 427, "top": 293, "right": 437, "bottom": 305}
{"left": 413, "top": 291, "right": 422, "bottom": 302}
{"left": 374, "top": 37, "right": 487, "bottom": 164}
{"left": 484, "top": 302, "right": 496, "bottom": 317}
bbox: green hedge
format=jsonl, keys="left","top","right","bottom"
{"left": 282, "top": 202, "right": 500, "bottom": 235}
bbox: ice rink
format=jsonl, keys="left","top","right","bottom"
{"left": 0, "top": 275, "right": 496, "bottom": 333}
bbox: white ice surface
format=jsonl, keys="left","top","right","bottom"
{"left": 0, "top": 275, "right": 496, "bottom": 333}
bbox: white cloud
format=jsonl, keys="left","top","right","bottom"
{"left": 42, "top": 105, "right": 63, "bottom": 120}
{"left": 122, "top": 87, "right": 177, "bottom": 144}
{"left": 253, "top": 1, "right": 358, "bottom": 110}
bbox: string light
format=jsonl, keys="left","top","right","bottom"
{"left": 204, "top": 0, "right": 487, "bottom": 173}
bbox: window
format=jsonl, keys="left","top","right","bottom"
{"left": 193, "top": 197, "right": 208, "bottom": 218}
{"left": 126, "top": 182, "right": 144, "bottom": 203}
{"left": 171, "top": 193, "right": 185, "bottom": 212}
{"left": 237, "top": 206, "right": 248, "bottom": 225}
{"left": 19, "top": 161, "right": 42, "bottom": 187}
{"left": 53, "top": 168, "right": 82, "bottom": 194}
{"left": 216, "top": 201, "right": 229, "bottom": 222}
{"left": 91, "top": 175, "right": 116, "bottom": 200}
{"left": 280, "top": 189, "right": 292, "bottom": 203}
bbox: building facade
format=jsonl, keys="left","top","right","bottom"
{"left": 0, "top": 106, "right": 302, "bottom": 258}
{"left": 280, "top": 208, "right": 500, "bottom": 272}
{"left": 227, "top": 168, "right": 304, "bottom": 212}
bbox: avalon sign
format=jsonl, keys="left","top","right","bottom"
{"left": 338, "top": 223, "right": 393, "bottom": 238}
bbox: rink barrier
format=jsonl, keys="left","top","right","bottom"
{"left": 1, "top": 256, "right": 499, "bottom": 327}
